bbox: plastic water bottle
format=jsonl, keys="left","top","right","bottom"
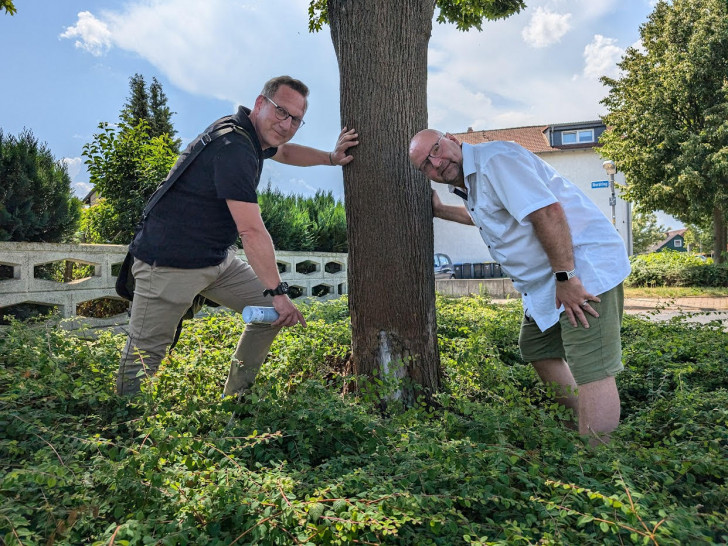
{"left": 242, "top": 306, "right": 279, "bottom": 324}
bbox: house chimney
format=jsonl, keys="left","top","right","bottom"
{"left": 467, "top": 127, "right": 473, "bottom": 132}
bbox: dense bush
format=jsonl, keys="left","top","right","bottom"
{"left": 259, "top": 186, "right": 348, "bottom": 253}
{"left": 0, "top": 128, "right": 81, "bottom": 243}
{"left": 1, "top": 296, "right": 726, "bottom": 544}
{"left": 82, "top": 120, "right": 178, "bottom": 244}
{"left": 626, "top": 250, "right": 728, "bottom": 287}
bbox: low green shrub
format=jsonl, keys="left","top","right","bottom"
{"left": 1, "top": 297, "right": 726, "bottom": 544}
{"left": 627, "top": 250, "right": 728, "bottom": 287}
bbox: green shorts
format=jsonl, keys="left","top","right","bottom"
{"left": 518, "top": 283, "right": 625, "bottom": 385}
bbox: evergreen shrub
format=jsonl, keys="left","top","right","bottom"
{"left": 626, "top": 250, "right": 728, "bottom": 287}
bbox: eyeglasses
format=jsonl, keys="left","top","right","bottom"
{"left": 263, "top": 95, "right": 305, "bottom": 128}
{"left": 419, "top": 134, "right": 444, "bottom": 172}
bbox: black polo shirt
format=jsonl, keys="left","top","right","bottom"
{"left": 130, "top": 106, "right": 277, "bottom": 268}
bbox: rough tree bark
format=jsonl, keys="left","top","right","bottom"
{"left": 328, "top": 0, "right": 440, "bottom": 404}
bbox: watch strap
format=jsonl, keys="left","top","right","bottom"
{"left": 263, "top": 282, "right": 289, "bottom": 297}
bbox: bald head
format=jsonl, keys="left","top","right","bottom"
{"left": 409, "top": 129, "right": 443, "bottom": 168}
{"left": 409, "top": 129, "right": 464, "bottom": 186}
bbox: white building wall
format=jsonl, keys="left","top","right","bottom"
{"left": 433, "top": 147, "right": 632, "bottom": 264}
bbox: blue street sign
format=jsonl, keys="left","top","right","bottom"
{"left": 591, "top": 180, "right": 609, "bottom": 189}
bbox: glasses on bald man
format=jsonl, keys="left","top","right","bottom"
{"left": 419, "top": 134, "right": 444, "bottom": 172}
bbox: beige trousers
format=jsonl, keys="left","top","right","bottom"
{"left": 116, "top": 249, "right": 280, "bottom": 396}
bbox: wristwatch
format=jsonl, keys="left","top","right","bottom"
{"left": 263, "top": 282, "right": 289, "bottom": 297}
{"left": 554, "top": 269, "right": 576, "bottom": 282}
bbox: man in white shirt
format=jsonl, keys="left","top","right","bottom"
{"left": 409, "top": 129, "right": 631, "bottom": 444}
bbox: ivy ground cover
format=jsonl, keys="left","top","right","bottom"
{"left": 1, "top": 296, "right": 726, "bottom": 545}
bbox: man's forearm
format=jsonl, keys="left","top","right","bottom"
{"left": 239, "top": 228, "right": 282, "bottom": 290}
{"left": 528, "top": 202, "right": 574, "bottom": 271}
{"left": 274, "top": 143, "right": 328, "bottom": 166}
{"left": 435, "top": 203, "right": 475, "bottom": 226}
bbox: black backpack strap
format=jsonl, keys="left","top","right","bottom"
{"left": 140, "top": 123, "right": 256, "bottom": 221}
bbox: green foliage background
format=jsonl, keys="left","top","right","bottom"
{"left": 0, "top": 129, "right": 81, "bottom": 243}
{"left": 81, "top": 121, "right": 179, "bottom": 244}
{"left": 120, "top": 74, "right": 181, "bottom": 155}
{"left": 258, "top": 185, "right": 348, "bottom": 253}
{"left": 2, "top": 296, "right": 726, "bottom": 544}
{"left": 631, "top": 207, "right": 666, "bottom": 255}
{"left": 600, "top": 0, "right": 728, "bottom": 247}
{"left": 627, "top": 249, "right": 728, "bottom": 287}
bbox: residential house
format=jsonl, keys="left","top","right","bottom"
{"left": 433, "top": 120, "right": 633, "bottom": 264}
{"left": 650, "top": 228, "right": 687, "bottom": 253}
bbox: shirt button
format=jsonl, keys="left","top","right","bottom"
{"left": 471, "top": 208, "right": 475, "bottom": 211}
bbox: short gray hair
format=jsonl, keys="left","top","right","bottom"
{"left": 261, "top": 76, "right": 309, "bottom": 106}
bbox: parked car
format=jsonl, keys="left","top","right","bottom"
{"left": 434, "top": 253, "right": 455, "bottom": 279}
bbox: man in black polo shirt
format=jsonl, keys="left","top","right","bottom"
{"left": 117, "top": 75, "right": 358, "bottom": 396}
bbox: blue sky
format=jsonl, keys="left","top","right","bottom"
{"left": 1, "top": 1, "right": 676, "bottom": 225}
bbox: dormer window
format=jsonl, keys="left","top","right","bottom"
{"left": 562, "top": 129, "right": 595, "bottom": 144}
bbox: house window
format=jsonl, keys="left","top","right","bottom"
{"left": 562, "top": 129, "right": 595, "bottom": 145}
{"left": 674, "top": 239, "right": 683, "bottom": 248}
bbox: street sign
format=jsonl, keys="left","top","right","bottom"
{"left": 591, "top": 180, "right": 609, "bottom": 189}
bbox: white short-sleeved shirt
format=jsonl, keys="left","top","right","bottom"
{"left": 459, "top": 141, "right": 631, "bottom": 331}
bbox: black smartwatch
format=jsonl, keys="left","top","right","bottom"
{"left": 554, "top": 269, "right": 576, "bottom": 282}
{"left": 263, "top": 282, "right": 289, "bottom": 297}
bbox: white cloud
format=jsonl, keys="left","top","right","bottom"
{"left": 427, "top": 12, "right": 608, "bottom": 131}
{"left": 583, "top": 34, "right": 624, "bottom": 79}
{"left": 62, "top": 156, "right": 83, "bottom": 179}
{"left": 59, "top": 0, "right": 340, "bottom": 148}
{"left": 72, "top": 181, "right": 93, "bottom": 200}
{"left": 59, "top": 11, "right": 112, "bottom": 56}
{"left": 63, "top": 157, "right": 91, "bottom": 199}
{"left": 521, "top": 7, "right": 572, "bottom": 48}
{"left": 56, "top": 0, "right": 652, "bottom": 192}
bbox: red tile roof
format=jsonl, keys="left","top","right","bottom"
{"left": 452, "top": 123, "right": 604, "bottom": 154}
{"left": 454, "top": 125, "right": 554, "bottom": 153}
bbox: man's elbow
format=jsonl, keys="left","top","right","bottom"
{"left": 238, "top": 223, "right": 269, "bottom": 243}
{"left": 529, "top": 202, "right": 564, "bottom": 223}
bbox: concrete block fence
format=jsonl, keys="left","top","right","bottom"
{"left": 0, "top": 242, "right": 348, "bottom": 319}
{"left": 0, "top": 242, "right": 518, "bottom": 326}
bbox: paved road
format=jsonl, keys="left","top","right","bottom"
{"left": 624, "top": 297, "right": 728, "bottom": 329}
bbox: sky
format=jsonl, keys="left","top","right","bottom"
{"left": 0, "top": 0, "right": 678, "bottom": 226}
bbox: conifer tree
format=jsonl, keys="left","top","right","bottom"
{"left": 0, "top": 129, "right": 81, "bottom": 242}
{"left": 119, "top": 74, "right": 180, "bottom": 153}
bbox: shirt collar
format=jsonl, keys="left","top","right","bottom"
{"left": 462, "top": 142, "right": 476, "bottom": 179}
{"left": 446, "top": 142, "right": 475, "bottom": 200}
{"left": 448, "top": 185, "right": 469, "bottom": 200}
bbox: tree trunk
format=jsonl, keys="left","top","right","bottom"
{"left": 328, "top": 0, "right": 440, "bottom": 405}
{"left": 714, "top": 206, "right": 726, "bottom": 264}
{"left": 64, "top": 260, "right": 74, "bottom": 283}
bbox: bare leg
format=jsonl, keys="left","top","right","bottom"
{"left": 531, "top": 358, "right": 579, "bottom": 429}
{"left": 577, "top": 376, "right": 621, "bottom": 445}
